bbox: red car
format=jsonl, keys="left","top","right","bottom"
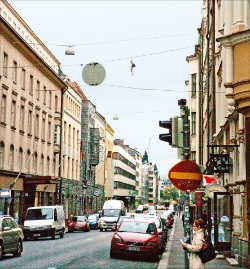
{"left": 110, "top": 218, "right": 163, "bottom": 262}
{"left": 68, "top": 216, "right": 90, "bottom": 232}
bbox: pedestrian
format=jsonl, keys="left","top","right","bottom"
{"left": 201, "top": 210, "right": 208, "bottom": 226}
{"left": 181, "top": 218, "right": 206, "bottom": 269}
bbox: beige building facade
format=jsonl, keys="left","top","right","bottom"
{"left": 0, "top": 0, "right": 66, "bottom": 222}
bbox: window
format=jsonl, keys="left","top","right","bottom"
{"left": 48, "top": 91, "right": 52, "bottom": 108}
{"left": 36, "top": 80, "right": 40, "bottom": 100}
{"left": 3, "top": 52, "right": 8, "bottom": 77}
{"left": 0, "top": 95, "right": 7, "bottom": 123}
{"left": 35, "top": 114, "right": 39, "bottom": 137}
{"left": 42, "top": 114, "right": 46, "bottom": 141}
{"left": 40, "top": 155, "right": 44, "bottom": 175}
{"left": 43, "top": 86, "right": 46, "bottom": 104}
{"left": 26, "top": 150, "right": 31, "bottom": 173}
{"left": 54, "top": 126, "right": 59, "bottom": 144}
{"left": 33, "top": 153, "right": 38, "bottom": 174}
{"left": 47, "top": 121, "right": 51, "bottom": 143}
{"left": 20, "top": 102, "right": 25, "bottom": 131}
{"left": 11, "top": 100, "right": 16, "bottom": 127}
{"left": 12, "top": 61, "right": 17, "bottom": 83}
{"left": 29, "top": 75, "right": 34, "bottom": 95}
{"left": 27, "top": 109, "right": 32, "bottom": 134}
{"left": 46, "top": 157, "right": 50, "bottom": 175}
{"left": 21, "top": 68, "right": 26, "bottom": 89}
{"left": 55, "top": 95, "right": 58, "bottom": 111}
{"left": 0, "top": 142, "right": 5, "bottom": 169}
{"left": 191, "top": 74, "right": 197, "bottom": 96}
{"left": 9, "top": 145, "right": 14, "bottom": 170}
{"left": 191, "top": 112, "right": 196, "bottom": 135}
{"left": 18, "top": 148, "right": 23, "bottom": 171}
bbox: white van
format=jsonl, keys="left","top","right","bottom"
{"left": 98, "top": 200, "right": 126, "bottom": 231}
{"left": 23, "top": 205, "right": 65, "bottom": 240}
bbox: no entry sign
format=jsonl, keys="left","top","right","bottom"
{"left": 168, "top": 160, "right": 202, "bottom": 192}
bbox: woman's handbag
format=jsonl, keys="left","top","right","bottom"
{"left": 197, "top": 241, "right": 216, "bottom": 263}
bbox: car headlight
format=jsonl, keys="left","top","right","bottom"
{"left": 146, "top": 241, "right": 157, "bottom": 246}
{"left": 99, "top": 220, "right": 106, "bottom": 225}
{"left": 23, "top": 226, "right": 30, "bottom": 230}
{"left": 114, "top": 234, "right": 123, "bottom": 243}
{"left": 43, "top": 225, "right": 51, "bottom": 230}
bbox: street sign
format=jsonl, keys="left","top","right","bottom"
{"left": 168, "top": 160, "right": 202, "bottom": 192}
{"left": 82, "top": 62, "right": 106, "bottom": 86}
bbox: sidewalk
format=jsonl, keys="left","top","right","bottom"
{"left": 158, "top": 214, "right": 246, "bottom": 269}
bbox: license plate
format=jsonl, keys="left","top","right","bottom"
{"left": 33, "top": 234, "right": 40, "bottom": 237}
{"left": 127, "top": 246, "right": 140, "bottom": 251}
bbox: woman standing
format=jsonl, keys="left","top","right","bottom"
{"left": 181, "top": 219, "right": 206, "bottom": 269}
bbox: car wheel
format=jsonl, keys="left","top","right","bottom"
{"left": 23, "top": 236, "right": 28, "bottom": 241}
{"left": 0, "top": 243, "right": 3, "bottom": 260}
{"left": 13, "top": 240, "right": 22, "bottom": 257}
{"left": 110, "top": 249, "right": 116, "bottom": 259}
{"left": 60, "top": 229, "right": 65, "bottom": 238}
{"left": 100, "top": 228, "right": 103, "bottom": 232}
{"left": 151, "top": 254, "right": 159, "bottom": 262}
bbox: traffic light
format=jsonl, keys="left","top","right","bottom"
{"left": 159, "top": 119, "right": 172, "bottom": 145}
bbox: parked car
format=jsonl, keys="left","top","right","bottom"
{"left": 87, "top": 214, "right": 99, "bottom": 229}
{"left": 135, "top": 205, "right": 144, "bottom": 213}
{"left": 0, "top": 215, "right": 24, "bottom": 260}
{"left": 134, "top": 214, "right": 168, "bottom": 246}
{"left": 68, "top": 216, "right": 90, "bottom": 232}
{"left": 110, "top": 218, "right": 163, "bottom": 262}
{"left": 111, "top": 215, "right": 135, "bottom": 231}
{"left": 160, "top": 210, "right": 174, "bottom": 228}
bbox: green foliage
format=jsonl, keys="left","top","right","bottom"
{"left": 163, "top": 186, "right": 179, "bottom": 201}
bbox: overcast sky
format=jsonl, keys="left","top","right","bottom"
{"left": 9, "top": 0, "right": 201, "bottom": 178}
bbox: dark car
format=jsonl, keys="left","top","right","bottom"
{"left": 68, "top": 216, "right": 90, "bottom": 232}
{"left": 0, "top": 215, "right": 24, "bottom": 260}
{"left": 87, "top": 214, "right": 99, "bottom": 229}
{"left": 110, "top": 218, "right": 162, "bottom": 262}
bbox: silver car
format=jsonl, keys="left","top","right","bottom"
{"left": 0, "top": 215, "right": 24, "bottom": 260}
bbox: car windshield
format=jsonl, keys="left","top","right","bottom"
{"left": 71, "top": 216, "right": 85, "bottom": 222}
{"left": 135, "top": 216, "right": 161, "bottom": 229}
{"left": 88, "top": 215, "right": 96, "bottom": 220}
{"left": 118, "top": 221, "right": 154, "bottom": 234}
{"left": 25, "top": 208, "right": 53, "bottom": 220}
{"left": 103, "top": 209, "right": 120, "bottom": 217}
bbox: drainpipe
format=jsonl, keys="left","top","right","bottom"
{"left": 58, "top": 86, "right": 68, "bottom": 204}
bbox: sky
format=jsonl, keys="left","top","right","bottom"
{"left": 9, "top": 0, "right": 201, "bottom": 178}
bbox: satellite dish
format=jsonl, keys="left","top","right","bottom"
{"left": 82, "top": 62, "right": 106, "bottom": 86}
{"left": 204, "top": 183, "right": 226, "bottom": 199}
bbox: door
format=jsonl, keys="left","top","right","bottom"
{"left": 213, "top": 192, "right": 232, "bottom": 252}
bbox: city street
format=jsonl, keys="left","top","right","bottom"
{"left": 0, "top": 229, "right": 159, "bottom": 269}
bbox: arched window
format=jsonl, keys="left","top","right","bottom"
{"left": 33, "top": 152, "right": 38, "bottom": 174}
{"left": 40, "top": 155, "right": 44, "bottom": 175}
{"left": 0, "top": 142, "right": 5, "bottom": 169}
{"left": 46, "top": 157, "right": 50, "bottom": 175}
{"left": 26, "top": 150, "right": 31, "bottom": 173}
{"left": 9, "top": 145, "right": 14, "bottom": 170}
{"left": 18, "top": 147, "right": 23, "bottom": 171}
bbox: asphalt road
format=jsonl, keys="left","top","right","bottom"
{"left": 1, "top": 229, "right": 160, "bottom": 269}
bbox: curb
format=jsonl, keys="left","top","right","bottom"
{"left": 157, "top": 216, "right": 177, "bottom": 269}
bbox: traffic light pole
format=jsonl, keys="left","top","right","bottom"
{"left": 178, "top": 99, "right": 190, "bottom": 269}
{"left": 183, "top": 191, "right": 191, "bottom": 269}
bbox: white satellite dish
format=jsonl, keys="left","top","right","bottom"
{"left": 204, "top": 183, "right": 226, "bottom": 199}
{"left": 82, "top": 62, "right": 106, "bottom": 86}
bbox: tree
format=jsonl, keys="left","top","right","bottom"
{"left": 163, "top": 186, "right": 179, "bottom": 201}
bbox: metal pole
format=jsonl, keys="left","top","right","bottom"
{"left": 184, "top": 191, "right": 190, "bottom": 269}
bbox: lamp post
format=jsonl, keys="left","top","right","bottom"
{"left": 82, "top": 185, "right": 87, "bottom": 214}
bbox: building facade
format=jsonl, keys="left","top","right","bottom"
{"left": 0, "top": 0, "right": 66, "bottom": 223}
{"left": 186, "top": 1, "right": 250, "bottom": 267}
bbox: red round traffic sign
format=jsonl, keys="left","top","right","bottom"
{"left": 168, "top": 160, "right": 202, "bottom": 192}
